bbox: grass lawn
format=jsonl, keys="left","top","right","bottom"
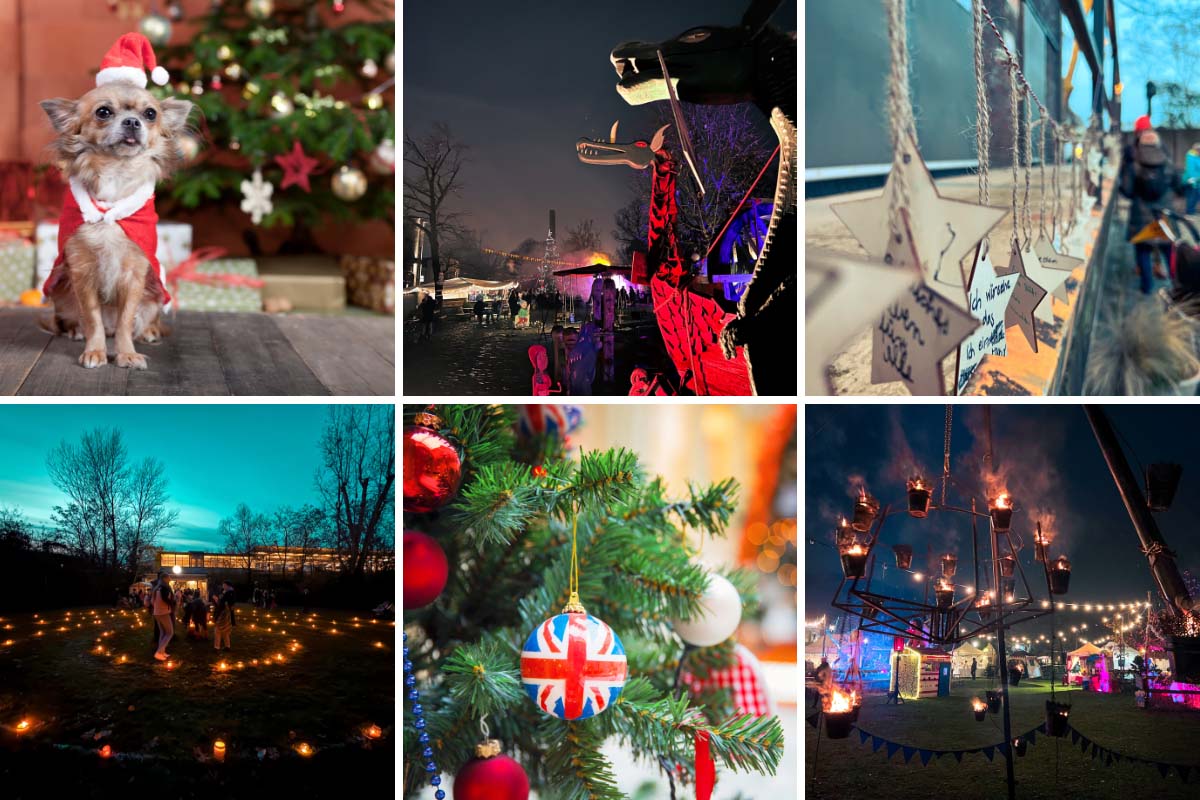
{"left": 806, "top": 680, "right": 1200, "bottom": 799}
{"left": 0, "top": 605, "right": 393, "bottom": 796}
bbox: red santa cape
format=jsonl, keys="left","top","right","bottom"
{"left": 43, "top": 178, "right": 171, "bottom": 305}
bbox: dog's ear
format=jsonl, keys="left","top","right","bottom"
{"left": 159, "top": 98, "right": 194, "bottom": 133}
{"left": 40, "top": 99, "right": 80, "bottom": 134}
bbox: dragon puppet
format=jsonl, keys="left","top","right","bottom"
{"left": 598, "top": 0, "right": 796, "bottom": 395}
{"left": 577, "top": 122, "right": 753, "bottom": 395}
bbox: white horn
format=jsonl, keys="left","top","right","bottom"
{"left": 610, "top": 120, "right": 619, "bottom": 143}
{"left": 650, "top": 124, "right": 670, "bottom": 152}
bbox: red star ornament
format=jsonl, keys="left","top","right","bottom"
{"left": 275, "top": 141, "right": 320, "bottom": 193}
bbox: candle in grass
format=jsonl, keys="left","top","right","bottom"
{"left": 365, "top": 724, "right": 382, "bottom": 740}
{"left": 99, "top": 744, "right": 112, "bottom": 759}
{"left": 16, "top": 719, "right": 31, "bottom": 733}
{"left": 213, "top": 740, "right": 226, "bottom": 761}
{"left": 296, "top": 742, "right": 314, "bottom": 757}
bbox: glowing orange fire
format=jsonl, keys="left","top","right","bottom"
{"left": 908, "top": 477, "right": 927, "bottom": 491}
{"left": 847, "top": 544, "right": 865, "bottom": 556}
{"left": 936, "top": 579, "right": 953, "bottom": 592}
{"left": 994, "top": 493, "right": 1010, "bottom": 510}
{"left": 972, "top": 698, "right": 986, "bottom": 712}
{"left": 827, "top": 687, "right": 858, "bottom": 713}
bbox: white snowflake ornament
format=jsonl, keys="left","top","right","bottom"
{"left": 240, "top": 168, "right": 275, "bottom": 225}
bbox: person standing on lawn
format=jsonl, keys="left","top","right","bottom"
{"left": 971, "top": 657, "right": 977, "bottom": 681}
{"left": 149, "top": 571, "right": 175, "bottom": 661}
{"left": 213, "top": 581, "right": 236, "bottom": 652}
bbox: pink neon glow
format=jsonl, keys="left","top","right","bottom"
{"left": 1094, "top": 656, "right": 1112, "bottom": 693}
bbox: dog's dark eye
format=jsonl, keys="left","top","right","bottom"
{"left": 95, "top": 106, "right": 113, "bottom": 120}
{"left": 144, "top": 108, "right": 157, "bottom": 122}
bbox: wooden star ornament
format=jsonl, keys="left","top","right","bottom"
{"left": 831, "top": 135, "right": 1008, "bottom": 306}
{"left": 872, "top": 280, "right": 980, "bottom": 396}
{"left": 275, "top": 140, "right": 320, "bottom": 193}
{"left": 999, "top": 244, "right": 1048, "bottom": 353}
{"left": 954, "top": 243, "right": 1017, "bottom": 394}
{"left": 805, "top": 248, "right": 913, "bottom": 394}
{"left": 1033, "top": 237, "right": 1083, "bottom": 305}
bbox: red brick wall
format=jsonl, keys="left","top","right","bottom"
{"left": 2, "top": 0, "right": 394, "bottom": 258}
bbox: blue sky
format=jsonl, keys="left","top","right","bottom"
{"left": 0, "top": 404, "right": 360, "bottom": 551}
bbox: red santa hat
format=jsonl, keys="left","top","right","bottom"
{"left": 1135, "top": 115, "right": 1153, "bottom": 133}
{"left": 96, "top": 33, "right": 169, "bottom": 89}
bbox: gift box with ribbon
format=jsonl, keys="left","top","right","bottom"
{"left": 340, "top": 254, "right": 394, "bottom": 314}
{"left": 168, "top": 248, "right": 265, "bottom": 312}
{"left": 0, "top": 230, "right": 36, "bottom": 303}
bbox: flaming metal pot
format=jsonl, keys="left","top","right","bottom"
{"left": 823, "top": 688, "right": 860, "bottom": 739}
{"left": 990, "top": 494, "right": 1013, "bottom": 531}
{"left": 851, "top": 492, "right": 879, "bottom": 532}
{"left": 1045, "top": 700, "right": 1070, "bottom": 737}
{"left": 1049, "top": 556, "right": 1072, "bottom": 595}
{"left": 972, "top": 697, "right": 987, "bottom": 722}
{"left": 1014, "top": 737, "right": 1027, "bottom": 757}
{"left": 941, "top": 553, "right": 958, "bottom": 579}
{"left": 893, "top": 544, "right": 913, "bottom": 570}
{"left": 906, "top": 479, "right": 931, "bottom": 518}
{"left": 999, "top": 555, "right": 1015, "bottom": 577}
{"left": 986, "top": 690, "right": 1001, "bottom": 714}
{"left": 1146, "top": 463, "right": 1183, "bottom": 512}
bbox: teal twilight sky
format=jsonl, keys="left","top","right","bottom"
{"left": 0, "top": 404, "right": 374, "bottom": 551}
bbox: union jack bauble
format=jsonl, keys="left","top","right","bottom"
{"left": 520, "top": 612, "right": 627, "bottom": 720}
{"left": 516, "top": 405, "right": 583, "bottom": 440}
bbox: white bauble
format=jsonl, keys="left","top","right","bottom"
{"left": 673, "top": 572, "right": 742, "bottom": 647}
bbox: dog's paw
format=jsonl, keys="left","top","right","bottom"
{"left": 115, "top": 352, "right": 148, "bottom": 370}
{"left": 79, "top": 349, "right": 108, "bottom": 369}
{"left": 139, "top": 324, "right": 163, "bottom": 344}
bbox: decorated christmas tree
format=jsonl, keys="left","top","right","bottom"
{"left": 402, "top": 405, "right": 784, "bottom": 799}
{"left": 155, "top": 0, "right": 394, "bottom": 250}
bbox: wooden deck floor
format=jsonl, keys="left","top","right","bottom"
{"left": 0, "top": 309, "right": 394, "bottom": 396}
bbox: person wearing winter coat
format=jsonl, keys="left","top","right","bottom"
{"left": 1119, "top": 129, "right": 1185, "bottom": 294}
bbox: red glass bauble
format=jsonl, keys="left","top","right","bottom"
{"left": 403, "top": 530, "right": 448, "bottom": 609}
{"left": 402, "top": 419, "right": 462, "bottom": 513}
{"left": 455, "top": 754, "right": 530, "bottom": 800}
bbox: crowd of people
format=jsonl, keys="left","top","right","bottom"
{"left": 135, "top": 571, "right": 239, "bottom": 662}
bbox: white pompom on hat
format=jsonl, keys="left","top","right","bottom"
{"left": 96, "top": 32, "right": 169, "bottom": 89}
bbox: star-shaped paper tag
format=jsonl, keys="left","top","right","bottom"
{"left": 831, "top": 136, "right": 1007, "bottom": 306}
{"left": 955, "top": 244, "right": 1017, "bottom": 394}
{"left": 275, "top": 140, "right": 320, "bottom": 193}
{"left": 805, "top": 248, "right": 913, "bottom": 394}
{"left": 1034, "top": 238, "right": 1083, "bottom": 304}
{"left": 872, "top": 280, "right": 980, "bottom": 395}
{"left": 999, "top": 244, "right": 1048, "bottom": 353}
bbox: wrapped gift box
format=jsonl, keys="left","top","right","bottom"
{"left": 257, "top": 255, "right": 346, "bottom": 312}
{"left": 172, "top": 257, "right": 263, "bottom": 312}
{"left": 35, "top": 220, "right": 192, "bottom": 293}
{"left": 0, "top": 236, "right": 36, "bottom": 302}
{"left": 341, "top": 254, "right": 394, "bottom": 314}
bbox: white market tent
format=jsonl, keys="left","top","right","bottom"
{"left": 405, "top": 276, "right": 520, "bottom": 302}
{"left": 952, "top": 641, "right": 994, "bottom": 677}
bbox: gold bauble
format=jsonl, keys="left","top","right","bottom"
{"left": 243, "top": 81, "right": 261, "bottom": 100}
{"left": 364, "top": 93, "right": 383, "bottom": 110}
{"left": 245, "top": 0, "right": 273, "bottom": 19}
{"left": 330, "top": 166, "right": 367, "bottom": 201}
{"left": 270, "top": 92, "right": 294, "bottom": 117}
{"left": 139, "top": 13, "right": 172, "bottom": 47}
{"left": 225, "top": 62, "right": 244, "bottom": 81}
{"left": 177, "top": 133, "right": 202, "bottom": 163}
{"left": 217, "top": 44, "right": 234, "bottom": 61}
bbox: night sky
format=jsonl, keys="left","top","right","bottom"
{"left": 805, "top": 405, "right": 1200, "bottom": 647}
{"left": 0, "top": 404, "right": 357, "bottom": 551}
{"left": 403, "top": 0, "right": 797, "bottom": 255}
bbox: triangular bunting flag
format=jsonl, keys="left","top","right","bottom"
{"left": 806, "top": 713, "right": 819, "bottom": 729}
{"left": 998, "top": 743, "right": 1010, "bottom": 757}
{"left": 860, "top": 730, "right": 870, "bottom": 745}
{"left": 902, "top": 746, "right": 916, "bottom": 764}
{"left": 872, "top": 736, "right": 885, "bottom": 753}
{"left": 886, "top": 741, "right": 901, "bottom": 760}
{"left": 919, "top": 749, "right": 934, "bottom": 766}
{"left": 1107, "top": 755, "right": 1113, "bottom": 767}
{"left": 983, "top": 746, "right": 995, "bottom": 762}
{"left": 1027, "top": 728, "right": 1037, "bottom": 745}
{"left": 1092, "top": 745, "right": 1100, "bottom": 760}
{"left": 1113, "top": 753, "right": 1122, "bottom": 764}
{"left": 1159, "top": 763, "right": 1172, "bottom": 779}
{"left": 1080, "top": 736, "right": 1090, "bottom": 753}
{"left": 1179, "top": 765, "right": 1191, "bottom": 783}
{"left": 954, "top": 752, "right": 964, "bottom": 763}
{"left": 1070, "top": 730, "right": 1080, "bottom": 745}
{"left": 1038, "top": 722, "right": 1047, "bottom": 733}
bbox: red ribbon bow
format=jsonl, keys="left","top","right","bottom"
{"left": 166, "top": 246, "right": 265, "bottom": 290}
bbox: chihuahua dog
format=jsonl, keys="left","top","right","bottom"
{"left": 39, "top": 83, "right": 192, "bottom": 369}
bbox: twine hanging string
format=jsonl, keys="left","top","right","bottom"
{"left": 1023, "top": 86, "right": 1034, "bottom": 249}
{"left": 1009, "top": 58, "right": 1022, "bottom": 251}
{"left": 973, "top": 0, "right": 991, "bottom": 206}
{"left": 1038, "top": 114, "right": 1049, "bottom": 241}
{"left": 884, "top": 0, "right": 916, "bottom": 242}
{"left": 1052, "top": 129, "right": 1061, "bottom": 241}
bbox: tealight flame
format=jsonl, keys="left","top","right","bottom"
{"left": 166, "top": 660, "right": 174, "bottom": 670}
{"left": 99, "top": 744, "right": 112, "bottom": 758}
{"left": 827, "top": 687, "right": 858, "bottom": 714}
{"left": 296, "top": 742, "right": 314, "bottom": 757}
{"left": 374, "top": 641, "right": 385, "bottom": 649}
{"left": 16, "top": 719, "right": 31, "bottom": 732}
{"left": 365, "top": 724, "right": 382, "bottom": 740}
{"left": 218, "top": 662, "right": 229, "bottom": 671}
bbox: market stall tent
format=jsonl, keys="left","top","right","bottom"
{"left": 951, "top": 641, "right": 994, "bottom": 677}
